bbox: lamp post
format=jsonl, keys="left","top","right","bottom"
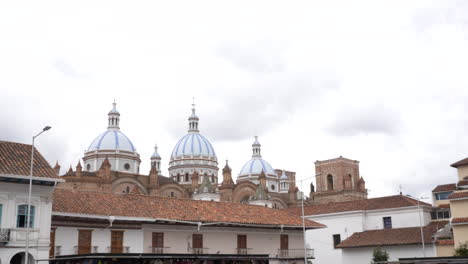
{"left": 408, "top": 194, "right": 429, "bottom": 257}
{"left": 25, "top": 126, "right": 51, "bottom": 264}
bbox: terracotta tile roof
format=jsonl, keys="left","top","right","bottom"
{"left": 452, "top": 217, "right": 468, "bottom": 224}
{"left": 0, "top": 141, "right": 59, "bottom": 179}
{"left": 52, "top": 189, "right": 325, "bottom": 228}
{"left": 451, "top": 157, "right": 468, "bottom": 168}
{"left": 337, "top": 221, "right": 448, "bottom": 248}
{"left": 448, "top": 191, "right": 468, "bottom": 200}
{"left": 438, "top": 204, "right": 450, "bottom": 208}
{"left": 432, "top": 184, "right": 457, "bottom": 193}
{"left": 458, "top": 180, "right": 468, "bottom": 186}
{"left": 436, "top": 239, "right": 454, "bottom": 245}
{"left": 284, "top": 195, "right": 431, "bottom": 216}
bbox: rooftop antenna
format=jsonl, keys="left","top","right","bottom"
{"left": 398, "top": 184, "right": 403, "bottom": 195}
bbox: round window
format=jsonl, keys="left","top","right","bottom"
{"left": 124, "top": 163, "right": 130, "bottom": 170}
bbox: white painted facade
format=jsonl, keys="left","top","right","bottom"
{"left": 305, "top": 205, "right": 433, "bottom": 264}
{"left": 0, "top": 181, "right": 58, "bottom": 264}
{"left": 53, "top": 220, "right": 309, "bottom": 264}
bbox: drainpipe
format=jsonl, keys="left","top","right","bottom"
{"left": 107, "top": 216, "right": 116, "bottom": 229}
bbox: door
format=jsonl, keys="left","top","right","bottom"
{"left": 237, "top": 234, "right": 247, "bottom": 254}
{"left": 110, "top": 230, "right": 124, "bottom": 253}
{"left": 78, "top": 230, "right": 92, "bottom": 254}
{"left": 280, "top": 234, "right": 289, "bottom": 257}
{"left": 49, "top": 228, "right": 56, "bottom": 257}
{"left": 152, "top": 232, "right": 164, "bottom": 253}
{"left": 192, "top": 234, "right": 203, "bottom": 254}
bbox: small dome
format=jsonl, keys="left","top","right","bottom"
{"left": 171, "top": 133, "right": 216, "bottom": 159}
{"left": 239, "top": 158, "right": 276, "bottom": 176}
{"left": 88, "top": 130, "right": 136, "bottom": 152}
{"left": 151, "top": 144, "right": 161, "bottom": 159}
{"left": 280, "top": 171, "right": 288, "bottom": 180}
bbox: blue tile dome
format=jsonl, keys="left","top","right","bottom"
{"left": 171, "top": 133, "right": 216, "bottom": 159}
{"left": 239, "top": 158, "right": 276, "bottom": 176}
{"left": 87, "top": 130, "right": 136, "bottom": 152}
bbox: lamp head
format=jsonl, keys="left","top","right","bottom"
{"left": 43, "top": 126, "right": 52, "bottom": 131}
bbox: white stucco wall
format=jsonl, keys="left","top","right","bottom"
{"left": 341, "top": 245, "right": 436, "bottom": 263}
{"left": 305, "top": 206, "right": 432, "bottom": 264}
{"left": 0, "top": 181, "right": 55, "bottom": 264}
{"left": 55, "top": 226, "right": 143, "bottom": 255}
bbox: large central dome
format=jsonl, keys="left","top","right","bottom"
{"left": 88, "top": 130, "right": 136, "bottom": 152}
{"left": 171, "top": 133, "right": 216, "bottom": 159}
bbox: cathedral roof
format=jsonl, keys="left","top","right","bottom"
{"left": 87, "top": 130, "right": 136, "bottom": 152}
{"left": 171, "top": 133, "right": 216, "bottom": 159}
{"left": 239, "top": 137, "right": 276, "bottom": 177}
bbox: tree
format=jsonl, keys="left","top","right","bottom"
{"left": 371, "top": 247, "right": 389, "bottom": 264}
{"left": 454, "top": 242, "right": 468, "bottom": 257}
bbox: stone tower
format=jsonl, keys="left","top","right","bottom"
{"left": 309, "top": 156, "right": 367, "bottom": 204}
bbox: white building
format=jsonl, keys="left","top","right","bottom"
{"left": 286, "top": 195, "right": 444, "bottom": 264}
{"left": 0, "top": 141, "right": 63, "bottom": 264}
{"left": 49, "top": 188, "right": 325, "bottom": 264}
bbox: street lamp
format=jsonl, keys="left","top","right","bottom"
{"left": 25, "top": 126, "right": 51, "bottom": 264}
{"left": 407, "top": 194, "right": 429, "bottom": 257}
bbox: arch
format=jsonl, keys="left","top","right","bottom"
{"left": 270, "top": 197, "right": 288, "bottom": 209}
{"left": 348, "top": 174, "right": 353, "bottom": 189}
{"left": 327, "top": 174, "right": 334, "bottom": 191}
{"left": 232, "top": 181, "right": 258, "bottom": 203}
{"left": 9, "top": 252, "right": 34, "bottom": 264}
{"left": 112, "top": 177, "right": 148, "bottom": 195}
{"left": 159, "top": 183, "right": 188, "bottom": 198}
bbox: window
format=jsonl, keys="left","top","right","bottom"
{"left": 271, "top": 184, "right": 275, "bottom": 191}
{"left": 0, "top": 204, "right": 2, "bottom": 227}
{"left": 185, "top": 173, "right": 189, "bottom": 182}
{"left": 177, "top": 174, "right": 180, "bottom": 182}
{"left": 237, "top": 235, "right": 247, "bottom": 254}
{"left": 124, "top": 163, "right": 130, "bottom": 170}
{"left": 435, "top": 192, "right": 452, "bottom": 200}
{"left": 192, "top": 234, "right": 203, "bottom": 253}
{"left": 327, "top": 175, "right": 334, "bottom": 191}
{"left": 383, "top": 217, "right": 392, "bottom": 229}
{"left": 152, "top": 232, "right": 164, "bottom": 251}
{"left": 333, "top": 234, "right": 341, "bottom": 248}
{"left": 170, "top": 192, "right": 174, "bottom": 198}
{"left": 280, "top": 234, "right": 288, "bottom": 250}
{"left": 211, "top": 175, "right": 215, "bottom": 183}
{"left": 17, "top": 205, "right": 35, "bottom": 228}
{"left": 431, "top": 208, "right": 451, "bottom": 220}
{"left": 86, "top": 164, "right": 91, "bottom": 171}
{"left": 78, "top": 230, "right": 92, "bottom": 254}
{"left": 111, "top": 230, "right": 124, "bottom": 253}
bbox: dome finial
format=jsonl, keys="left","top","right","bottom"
{"left": 252, "top": 136, "right": 261, "bottom": 158}
{"left": 107, "top": 101, "right": 120, "bottom": 130}
{"left": 188, "top": 98, "right": 199, "bottom": 133}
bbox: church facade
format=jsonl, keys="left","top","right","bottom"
{"left": 57, "top": 102, "right": 302, "bottom": 209}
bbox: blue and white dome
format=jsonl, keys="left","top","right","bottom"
{"left": 239, "top": 136, "right": 276, "bottom": 177}
{"left": 239, "top": 158, "right": 276, "bottom": 176}
{"left": 88, "top": 130, "right": 136, "bottom": 152}
{"left": 171, "top": 133, "right": 216, "bottom": 159}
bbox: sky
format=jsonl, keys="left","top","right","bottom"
{"left": 1, "top": 0, "right": 468, "bottom": 201}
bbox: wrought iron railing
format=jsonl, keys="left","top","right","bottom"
{"left": 0, "top": 229, "right": 10, "bottom": 243}
{"left": 278, "top": 248, "right": 314, "bottom": 258}
{"left": 150, "top": 247, "right": 170, "bottom": 254}
{"left": 236, "top": 248, "right": 253, "bottom": 255}
{"left": 107, "top": 246, "right": 130, "bottom": 253}
{"left": 190, "top": 247, "right": 209, "bottom": 254}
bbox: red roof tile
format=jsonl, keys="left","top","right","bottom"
{"left": 52, "top": 189, "right": 325, "bottom": 228}
{"left": 438, "top": 204, "right": 450, "bottom": 208}
{"left": 448, "top": 191, "right": 468, "bottom": 200}
{"left": 436, "top": 239, "right": 454, "bottom": 245}
{"left": 451, "top": 158, "right": 468, "bottom": 168}
{"left": 452, "top": 217, "right": 468, "bottom": 224}
{"left": 337, "top": 221, "right": 448, "bottom": 248}
{"left": 432, "top": 184, "right": 457, "bottom": 193}
{"left": 0, "top": 141, "right": 59, "bottom": 179}
{"left": 458, "top": 180, "right": 468, "bottom": 186}
{"left": 284, "top": 195, "right": 431, "bottom": 216}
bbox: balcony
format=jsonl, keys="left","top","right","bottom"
{"left": 277, "top": 249, "right": 314, "bottom": 259}
{"left": 0, "top": 229, "right": 11, "bottom": 244}
{"left": 236, "top": 248, "right": 253, "bottom": 255}
{"left": 107, "top": 246, "right": 131, "bottom": 253}
{"left": 190, "top": 247, "right": 209, "bottom": 254}
{"left": 150, "top": 247, "right": 170, "bottom": 254}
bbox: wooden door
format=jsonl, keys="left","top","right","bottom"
{"left": 111, "top": 230, "right": 124, "bottom": 253}
{"left": 49, "top": 228, "right": 56, "bottom": 257}
{"left": 152, "top": 232, "right": 164, "bottom": 253}
{"left": 78, "top": 230, "right": 92, "bottom": 254}
{"left": 192, "top": 234, "right": 203, "bottom": 253}
{"left": 280, "top": 234, "right": 288, "bottom": 250}
{"left": 237, "top": 234, "right": 247, "bottom": 249}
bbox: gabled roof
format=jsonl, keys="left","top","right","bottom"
{"left": 448, "top": 191, "right": 468, "bottom": 200}
{"left": 337, "top": 221, "right": 448, "bottom": 248}
{"left": 52, "top": 189, "right": 325, "bottom": 229}
{"left": 0, "top": 141, "right": 59, "bottom": 179}
{"left": 432, "top": 184, "right": 457, "bottom": 193}
{"left": 452, "top": 217, "right": 468, "bottom": 224}
{"left": 451, "top": 158, "right": 468, "bottom": 168}
{"left": 284, "top": 195, "right": 431, "bottom": 216}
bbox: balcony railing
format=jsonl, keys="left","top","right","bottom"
{"left": 107, "top": 246, "right": 130, "bottom": 253}
{"left": 0, "top": 229, "right": 10, "bottom": 244}
{"left": 236, "top": 248, "right": 253, "bottom": 255}
{"left": 190, "top": 247, "right": 209, "bottom": 254}
{"left": 150, "top": 247, "right": 170, "bottom": 254}
{"left": 278, "top": 248, "right": 314, "bottom": 259}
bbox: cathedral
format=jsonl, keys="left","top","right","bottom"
{"left": 57, "top": 102, "right": 367, "bottom": 208}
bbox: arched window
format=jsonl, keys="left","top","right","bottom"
{"left": 17, "top": 205, "right": 35, "bottom": 228}
{"left": 177, "top": 174, "right": 180, "bottom": 182}
{"left": 211, "top": 175, "right": 215, "bottom": 183}
{"left": 348, "top": 174, "right": 353, "bottom": 188}
{"left": 327, "top": 174, "right": 334, "bottom": 191}
{"left": 170, "top": 192, "right": 175, "bottom": 198}
{"left": 126, "top": 186, "right": 130, "bottom": 193}
{"left": 271, "top": 184, "right": 275, "bottom": 191}
{"left": 185, "top": 173, "right": 189, "bottom": 182}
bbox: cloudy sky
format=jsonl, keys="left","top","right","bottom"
{"left": 1, "top": 0, "right": 467, "bottom": 200}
